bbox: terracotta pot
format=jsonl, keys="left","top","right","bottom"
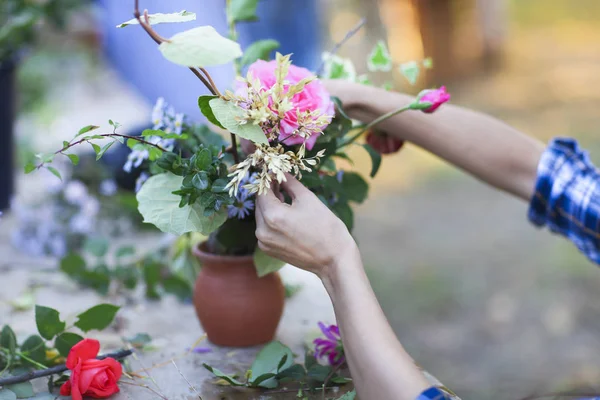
{"left": 192, "top": 242, "right": 285, "bottom": 347}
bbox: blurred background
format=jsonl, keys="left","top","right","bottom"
{"left": 2, "top": 0, "right": 600, "bottom": 399}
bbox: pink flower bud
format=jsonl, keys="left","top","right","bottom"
{"left": 416, "top": 86, "right": 451, "bottom": 113}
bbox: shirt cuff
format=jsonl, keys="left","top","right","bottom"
{"left": 417, "top": 387, "right": 451, "bottom": 400}
{"left": 527, "top": 138, "right": 591, "bottom": 227}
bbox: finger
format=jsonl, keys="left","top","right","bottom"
{"left": 273, "top": 183, "right": 285, "bottom": 202}
{"left": 279, "top": 174, "right": 308, "bottom": 200}
{"left": 256, "top": 185, "right": 283, "bottom": 213}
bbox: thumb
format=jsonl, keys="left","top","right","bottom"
{"left": 280, "top": 174, "right": 309, "bottom": 200}
{"left": 256, "top": 185, "right": 284, "bottom": 212}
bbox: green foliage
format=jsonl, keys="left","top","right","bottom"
{"left": 341, "top": 172, "right": 368, "bottom": 204}
{"left": 159, "top": 26, "right": 242, "bottom": 68}
{"left": 34, "top": 306, "right": 65, "bottom": 340}
{"left": 83, "top": 236, "right": 109, "bottom": 258}
{"left": 338, "top": 390, "right": 357, "bottom": 399}
{"left": 0, "top": 389, "right": 17, "bottom": 400}
{"left": 54, "top": 332, "right": 83, "bottom": 357}
{"left": 249, "top": 341, "right": 294, "bottom": 388}
{"left": 74, "top": 304, "right": 120, "bottom": 333}
{"left": 227, "top": 0, "right": 259, "bottom": 23}
{"left": 241, "top": 39, "right": 280, "bottom": 67}
{"left": 76, "top": 125, "right": 99, "bottom": 137}
{"left": 254, "top": 248, "right": 286, "bottom": 277}
{"left": 362, "top": 144, "right": 381, "bottom": 178}
{"left": 117, "top": 10, "right": 196, "bottom": 28}
{"left": 20, "top": 335, "right": 46, "bottom": 366}
{"left": 1, "top": 326, "right": 17, "bottom": 355}
{"left": 202, "top": 364, "right": 245, "bottom": 386}
{"left": 198, "top": 96, "right": 225, "bottom": 129}
{"left": 399, "top": 60, "right": 419, "bottom": 85}
{"left": 4, "top": 382, "right": 33, "bottom": 399}
{"left": 367, "top": 40, "right": 392, "bottom": 72}
{"left": 209, "top": 98, "right": 269, "bottom": 144}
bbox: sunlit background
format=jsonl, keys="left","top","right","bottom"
{"left": 3, "top": 1, "right": 600, "bottom": 398}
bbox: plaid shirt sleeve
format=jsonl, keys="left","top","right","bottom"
{"left": 417, "top": 387, "right": 453, "bottom": 400}
{"left": 528, "top": 138, "right": 600, "bottom": 264}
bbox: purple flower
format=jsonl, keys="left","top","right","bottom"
{"left": 189, "top": 346, "right": 212, "bottom": 354}
{"left": 313, "top": 322, "right": 345, "bottom": 366}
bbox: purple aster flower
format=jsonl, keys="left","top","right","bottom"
{"left": 313, "top": 322, "right": 345, "bottom": 366}
{"left": 228, "top": 199, "right": 254, "bottom": 219}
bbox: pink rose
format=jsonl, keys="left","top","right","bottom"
{"left": 243, "top": 60, "right": 335, "bottom": 150}
{"left": 418, "top": 86, "right": 451, "bottom": 113}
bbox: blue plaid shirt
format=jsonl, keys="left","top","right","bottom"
{"left": 418, "top": 387, "right": 453, "bottom": 399}
{"left": 528, "top": 138, "right": 600, "bottom": 264}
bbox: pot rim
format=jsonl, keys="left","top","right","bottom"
{"left": 192, "top": 241, "right": 254, "bottom": 264}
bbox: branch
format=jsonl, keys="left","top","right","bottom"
{"left": 0, "top": 349, "right": 133, "bottom": 386}
{"left": 316, "top": 18, "right": 366, "bottom": 76}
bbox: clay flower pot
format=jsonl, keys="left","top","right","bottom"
{"left": 192, "top": 242, "right": 285, "bottom": 347}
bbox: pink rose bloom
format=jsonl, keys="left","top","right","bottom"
{"left": 243, "top": 60, "right": 335, "bottom": 150}
{"left": 419, "top": 86, "right": 451, "bottom": 113}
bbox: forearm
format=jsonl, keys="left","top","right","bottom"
{"left": 321, "top": 245, "right": 430, "bottom": 400}
{"left": 347, "top": 86, "right": 545, "bottom": 201}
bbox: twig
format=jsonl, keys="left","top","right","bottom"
{"left": 120, "top": 380, "right": 169, "bottom": 400}
{"left": 199, "top": 68, "right": 221, "bottom": 97}
{"left": 0, "top": 349, "right": 133, "bottom": 386}
{"left": 171, "top": 360, "right": 202, "bottom": 399}
{"left": 316, "top": 18, "right": 367, "bottom": 76}
{"left": 126, "top": 343, "right": 167, "bottom": 400}
{"left": 321, "top": 362, "right": 345, "bottom": 399}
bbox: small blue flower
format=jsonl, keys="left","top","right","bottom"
{"left": 151, "top": 97, "right": 166, "bottom": 129}
{"left": 123, "top": 149, "right": 149, "bottom": 173}
{"left": 174, "top": 113, "right": 184, "bottom": 135}
{"left": 228, "top": 199, "right": 254, "bottom": 219}
{"left": 135, "top": 172, "right": 150, "bottom": 193}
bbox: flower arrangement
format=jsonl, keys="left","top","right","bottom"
{"left": 25, "top": 0, "right": 450, "bottom": 277}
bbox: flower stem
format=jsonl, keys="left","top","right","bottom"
{"left": 16, "top": 353, "right": 48, "bottom": 371}
{"left": 0, "top": 349, "right": 133, "bottom": 386}
{"left": 339, "top": 105, "right": 411, "bottom": 149}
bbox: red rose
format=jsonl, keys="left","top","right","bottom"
{"left": 60, "top": 339, "right": 122, "bottom": 400}
{"left": 366, "top": 129, "right": 405, "bottom": 155}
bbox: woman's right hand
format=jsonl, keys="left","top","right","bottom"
{"left": 254, "top": 175, "right": 357, "bottom": 279}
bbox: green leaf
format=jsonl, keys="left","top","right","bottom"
{"left": 143, "top": 262, "right": 161, "bottom": 299}
{"left": 228, "top": 0, "right": 259, "bottom": 22}
{"left": 362, "top": 144, "right": 382, "bottom": 178}
{"left": 124, "top": 333, "right": 152, "bottom": 349}
{"left": 115, "top": 246, "right": 135, "bottom": 258}
{"left": 250, "top": 341, "right": 294, "bottom": 387}
{"left": 77, "top": 125, "right": 100, "bottom": 137}
{"left": 331, "top": 376, "right": 352, "bottom": 384}
{"left": 117, "top": 10, "right": 196, "bottom": 28}
{"left": 332, "top": 202, "right": 354, "bottom": 232}
{"left": 54, "top": 332, "right": 83, "bottom": 357}
{"left": 60, "top": 253, "right": 86, "bottom": 276}
{"left": 367, "top": 40, "right": 392, "bottom": 72}
{"left": 46, "top": 166, "right": 61, "bottom": 180}
{"left": 423, "top": 57, "right": 433, "bottom": 69}
{"left": 307, "top": 364, "right": 332, "bottom": 382}
{"left": 192, "top": 173, "right": 209, "bottom": 191}
{"left": 66, "top": 153, "right": 79, "bottom": 166}
{"left": 211, "top": 178, "right": 229, "bottom": 193}
{"left": 209, "top": 98, "right": 268, "bottom": 144}
{"left": 0, "top": 325, "right": 17, "bottom": 355}
{"left": 20, "top": 335, "right": 46, "bottom": 368}
{"left": 0, "top": 389, "right": 16, "bottom": 400}
{"left": 96, "top": 141, "right": 115, "bottom": 160}
{"left": 35, "top": 306, "right": 65, "bottom": 340}
{"left": 91, "top": 142, "right": 101, "bottom": 156}
{"left": 74, "top": 304, "right": 120, "bottom": 333}
{"left": 162, "top": 276, "right": 192, "bottom": 301}
{"left": 254, "top": 248, "right": 285, "bottom": 277}
{"left": 137, "top": 173, "right": 228, "bottom": 236}
{"left": 114, "top": 266, "right": 138, "bottom": 290}
{"left": 277, "top": 364, "right": 306, "bottom": 381}
{"left": 159, "top": 26, "right": 242, "bottom": 68}
{"left": 399, "top": 60, "right": 420, "bottom": 85}
{"left": 4, "top": 382, "right": 33, "bottom": 399}
{"left": 202, "top": 364, "right": 245, "bottom": 386}
{"left": 322, "top": 54, "right": 356, "bottom": 81}
{"left": 195, "top": 149, "right": 212, "bottom": 170}
{"left": 24, "top": 163, "right": 36, "bottom": 174}
{"left": 84, "top": 236, "right": 109, "bottom": 258}
{"left": 338, "top": 390, "right": 357, "bottom": 400}
{"left": 341, "top": 172, "right": 368, "bottom": 203}
{"left": 250, "top": 373, "right": 278, "bottom": 388}
{"left": 198, "top": 96, "right": 225, "bottom": 129}
{"left": 241, "top": 39, "right": 280, "bottom": 67}
{"left": 142, "top": 129, "right": 165, "bottom": 137}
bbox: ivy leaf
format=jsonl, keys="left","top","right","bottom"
{"left": 66, "top": 153, "right": 79, "bottom": 166}
{"left": 322, "top": 54, "right": 356, "bottom": 81}
{"left": 241, "top": 39, "right": 280, "bottom": 67}
{"left": 74, "top": 304, "right": 120, "bottom": 333}
{"left": 77, "top": 125, "right": 100, "bottom": 137}
{"left": 24, "top": 163, "right": 36, "bottom": 174}
{"left": 60, "top": 253, "right": 86, "bottom": 276}
{"left": 0, "top": 325, "right": 17, "bottom": 355}
{"left": 202, "top": 364, "right": 245, "bottom": 386}
{"left": 228, "top": 0, "right": 259, "bottom": 22}
{"left": 362, "top": 144, "right": 382, "bottom": 178}
{"left": 198, "top": 96, "right": 225, "bottom": 129}
{"left": 399, "top": 60, "right": 420, "bottom": 85}
{"left": 117, "top": 10, "right": 196, "bottom": 28}
{"left": 4, "top": 382, "right": 33, "bottom": 399}
{"left": 35, "top": 305, "right": 65, "bottom": 340}
{"left": 341, "top": 172, "right": 368, "bottom": 204}
{"left": 254, "top": 248, "right": 285, "bottom": 277}
{"left": 54, "top": 332, "right": 83, "bottom": 357}
{"left": 0, "top": 389, "right": 16, "bottom": 400}
{"left": 137, "top": 173, "right": 228, "bottom": 236}
{"left": 159, "top": 26, "right": 242, "bottom": 68}
{"left": 209, "top": 98, "right": 268, "bottom": 144}
{"left": 46, "top": 166, "right": 62, "bottom": 181}
{"left": 249, "top": 341, "right": 294, "bottom": 388}
{"left": 367, "top": 40, "right": 392, "bottom": 72}
{"left": 84, "top": 236, "right": 109, "bottom": 258}
{"left": 423, "top": 57, "right": 433, "bottom": 69}
{"left": 20, "top": 335, "right": 46, "bottom": 366}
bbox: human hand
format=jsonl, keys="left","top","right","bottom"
{"left": 255, "top": 174, "right": 357, "bottom": 279}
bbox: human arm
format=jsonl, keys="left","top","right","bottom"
{"left": 254, "top": 176, "right": 452, "bottom": 400}
{"left": 324, "top": 80, "right": 545, "bottom": 201}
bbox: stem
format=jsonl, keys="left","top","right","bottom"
{"left": 120, "top": 380, "right": 168, "bottom": 400}
{"left": 0, "top": 349, "right": 133, "bottom": 386}
{"left": 16, "top": 353, "right": 48, "bottom": 371}
{"left": 199, "top": 68, "right": 221, "bottom": 97}
{"left": 316, "top": 18, "right": 367, "bottom": 76}
{"left": 339, "top": 105, "right": 411, "bottom": 149}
